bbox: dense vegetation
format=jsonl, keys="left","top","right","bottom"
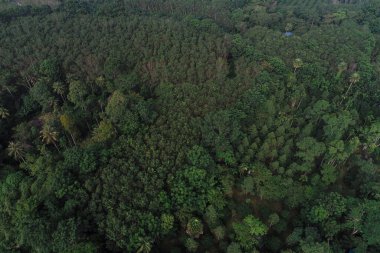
{"left": 0, "top": 0, "right": 380, "bottom": 252}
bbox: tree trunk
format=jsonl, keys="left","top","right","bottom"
{"left": 70, "top": 132, "right": 77, "bottom": 146}
{"left": 340, "top": 81, "right": 354, "bottom": 105}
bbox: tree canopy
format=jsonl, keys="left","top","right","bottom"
{"left": 0, "top": 0, "right": 380, "bottom": 252}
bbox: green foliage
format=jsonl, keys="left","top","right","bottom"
{"left": 232, "top": 215, "right": 268, "bottom": 250}
{"left": 184, "top": 237, "right": 199, "bottom": 253}
{"left": 171, "top": 167, "right": 215, "bottom": 212}
{"left": 187, "top": 145, "right": 213, "bottom": 168}
{"left": 212, "top": 226, "right": 226, "bottom": 241}
{"left": 300, "top": 242, "right": 330, "bottom": 253}
{"left": 39, "top": 58, "right": 60, "bottom": 80}
{"left": 308, "top": 206, "right": 330, "bottom": 223}
{"left": 205, "top": 205, "right": 219, "bottom": 227}
{"left": 105, "top": 90, "right": 127, "bottom": 123}
{"left": 227, "top": 242, "right": 242, "bottom": 253}
{"left": 91, "top": 120, "right": 115, "bottom": 142}
{"left": 241, "top": 176, "right": 254, "bottom": 194}
{"left": 361, "top": 201, "right": 380, "bottom": 246}
{"left": 296, "top": 137, "right": 326, "bottom": 163}
{"left": 160, "top": 214, "right": 174, "bottom": 234}
{"left": 268, "top": 213, "right": 280, "bottom": 227}
{"left": 68, "top": 80, "right": 89, "bottom": 109}
{"left": 186, "top": 217, "right": 204, "bottom": 238}
{"left": 29, "top": 79, "right": 55, "bottom": 110}
{"left": 52, "top": 218, "right": 78, "bottom": 253}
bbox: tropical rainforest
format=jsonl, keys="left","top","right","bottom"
{"left": 0, "top": 0, "right": 380, "bottom": 252}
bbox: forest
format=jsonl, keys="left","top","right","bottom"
{"left": 0, "top": 0, "right": 380, "bottom": 252}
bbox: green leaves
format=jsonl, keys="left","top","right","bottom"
{"left": 29, "top": 79, "right": 55, "bottom": 110}
{"left": 52, "top": 218, "right": 78, "bottom": 253}
{"left": 322, "top": 111, "right": 355, "bottom": 141}
{"left": 186, "top": 217, "right": 204, "bottom": 238}
{"left": 293, "top": 58, "right": 304, "bottom": 72}
{"left": 91, "top": 120, "right": 115, "bottom": 143}
{"left": 232, "top": 215, "right": 268, "bottom": 251}
{"left": 187, "top": 145, "right": 213, "bottom": 168}
{"left": 296, "top": 137, "right": 326, "bottom": 163}
{"left": 362, "top": 121, "right": 380, "bottom": 153}
{"left": 171, "top": 167, "right": 211, "bottom": 212}
{"left": 160, "top": 214, "right": 174, "bottom": 234}
{"left": 105, "top": 90, "right": 127, "bottom": 123}
{"left": 308, "top": 205, "right": 330, "bottom": 223}
{"left": 68, "top": 80, "right": 89, "bottom": 109}
{"left": 184, "top": 237, "right": 199, "bottom": 253}
{"left": 39, "top": 58, "right": 61, "bottom": 81}
{"left": 360, "top": 201, "right": 380, "bottom": 246}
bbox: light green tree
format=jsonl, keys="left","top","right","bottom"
{"left": 60, "top": 114, "right": 78, "bottom": 146}
{"left": 91, "top": 120, "right": 115, "bottom": 143}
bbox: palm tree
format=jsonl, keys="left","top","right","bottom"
{"left": 0, "top": 106, "right": 9, "bottom": 119}
{"left": 7, "top": 141, "right": 26, "bottom": 162}
{"left": 40, "top": 125, "right": 60, "bottom": 151}
{"left": 349, "top": 72, "right": 360, "bottom": 86}
{"left": 293, "top": 58, "right": 303, "bottom": 73}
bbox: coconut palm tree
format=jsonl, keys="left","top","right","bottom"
{"left": 0, "top": 106, "right": 9, "bottom": 119}
{"left": 349, "top": 72, "right": 360, "bottom": 87}
{"left": 40, "top": 125, "right": 60, "bottom": 151}
{"left": 7, "top": 141, "right": 26, "bottom": 162}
